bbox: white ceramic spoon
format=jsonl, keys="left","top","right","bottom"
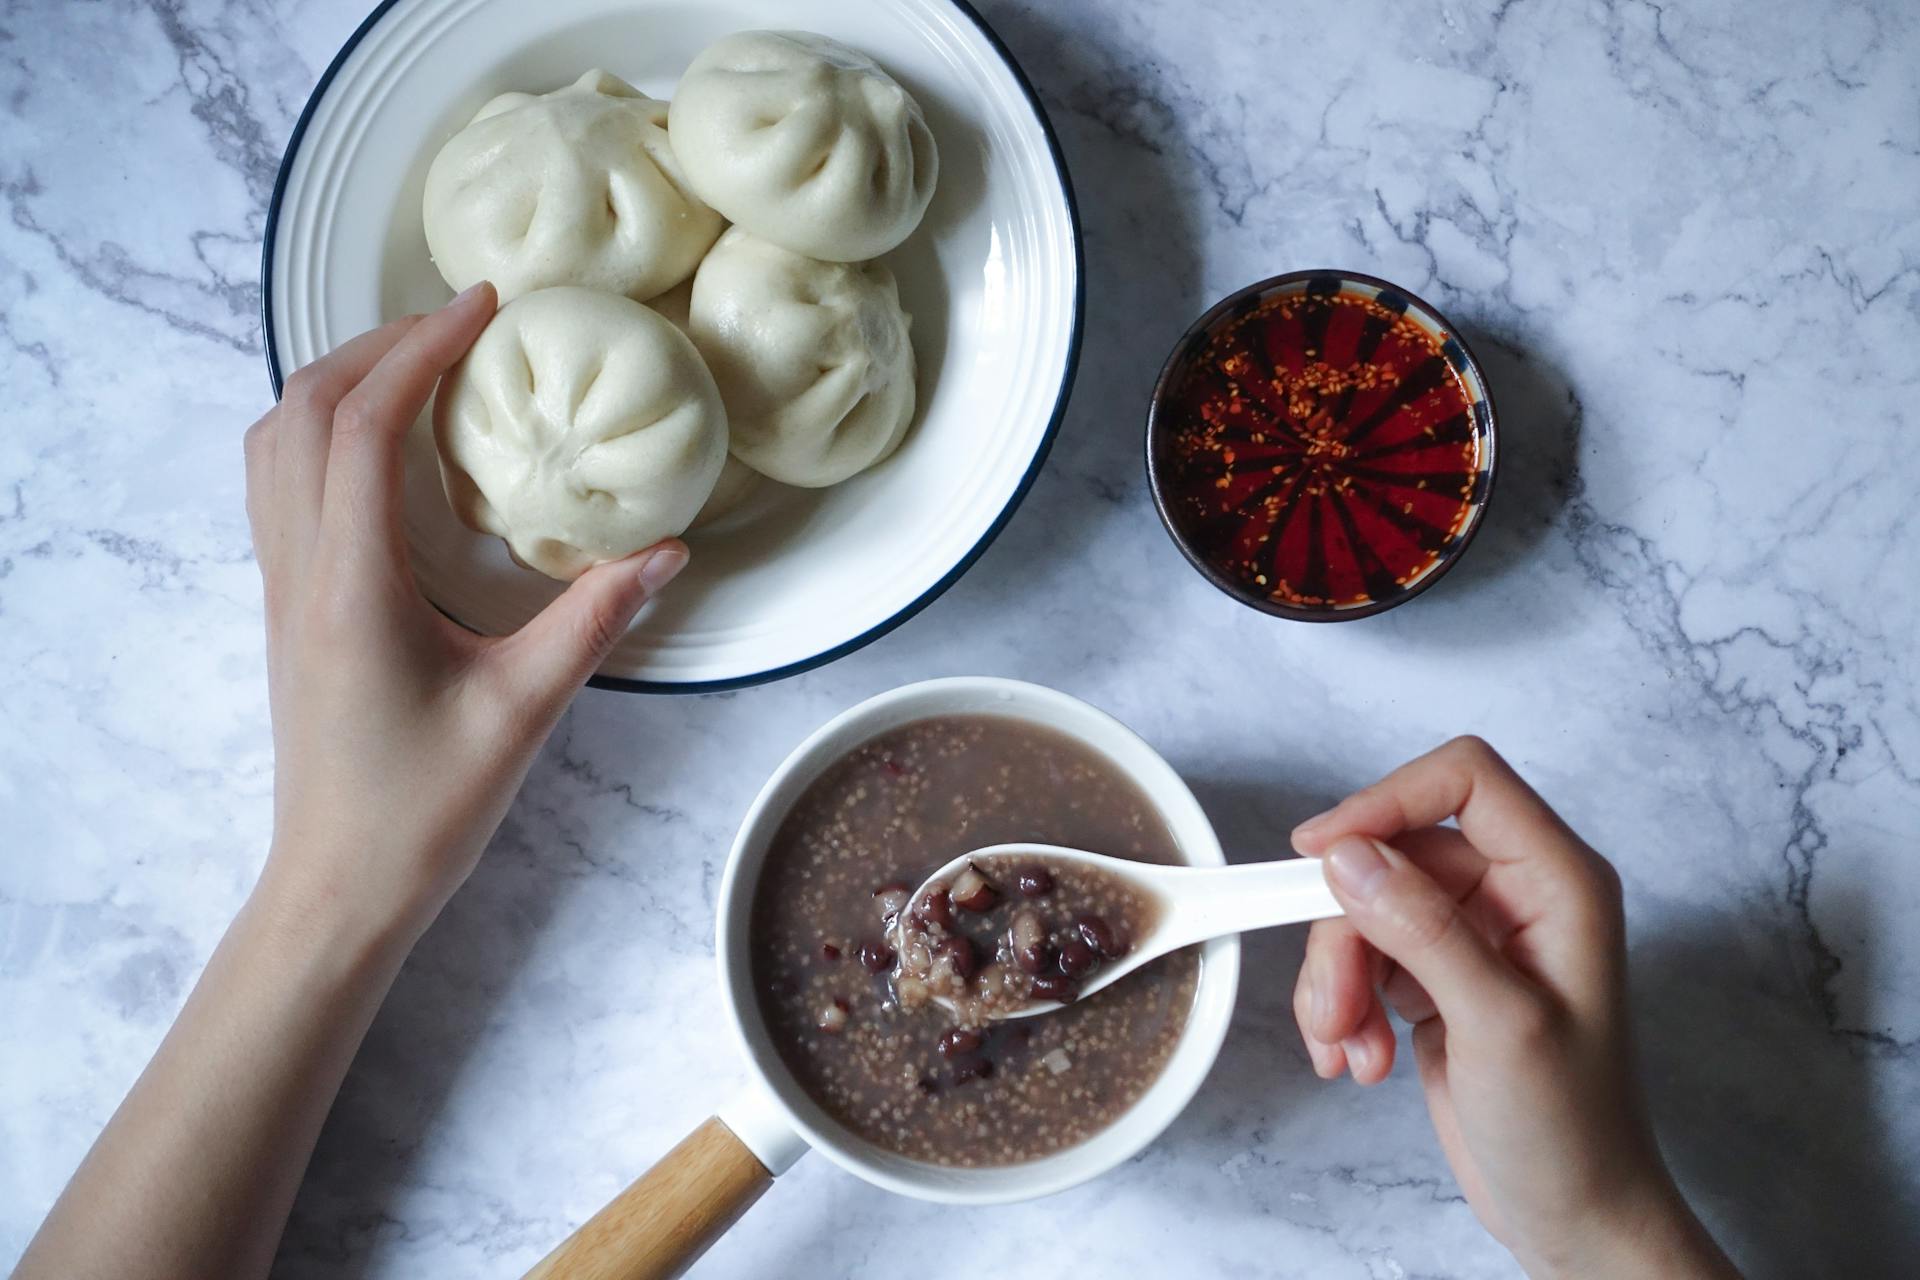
{"left": 894, "top": 842, "right": 1346, "bottom": 1020}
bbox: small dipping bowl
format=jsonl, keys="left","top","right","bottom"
{"left": 1146, "top": 270, "right": 1498, "bottom": 620}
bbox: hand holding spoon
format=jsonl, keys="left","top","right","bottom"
{"left": 890, "top": 842, "right": 1345, "bottom": 1021}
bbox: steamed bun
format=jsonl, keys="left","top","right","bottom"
{"left": 689, "top": 227, "right": 915, "bottom": 487}
{"left": 424, "top": 70, "right": 723, "bottom": 303}
{"left": 643, "top": 276, "right": 696, "bottom": 333}
{"left": 642, "top": 281, "right": 764, "bottom": 529}
{"left": 689, "top": 456, "right": 763, "bottom": 530}
{"left": 669, "top": 32, "right": 938, "bottom": 262}
{"left": 434, "top": 287, "right": 728, "bottom": 580}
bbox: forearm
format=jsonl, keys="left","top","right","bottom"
{"left": 16, "top": 861, "right": 416, "bottom": 1280}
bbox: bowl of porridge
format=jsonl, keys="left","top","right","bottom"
{"left": 526, "top": 679, "right": 1238, "bottom": 1275}
{"left": 722, "top": 677, "right": 1239, "bottom": 1199}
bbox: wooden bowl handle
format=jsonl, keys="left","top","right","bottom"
{"left": 522, "top": 1116, "right": 773, "bottom": 1280}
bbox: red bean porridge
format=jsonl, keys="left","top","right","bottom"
{"left": 749, "top": 715, "right": 1199, "bottom": 1167}
{"left": 889, "top": 853, "right": 1162, "bottom": 1022}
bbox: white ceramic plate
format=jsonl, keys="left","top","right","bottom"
{"left": 263, "top": 0, "right": 1082, "bottom": 691}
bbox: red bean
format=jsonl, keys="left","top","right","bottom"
{"left": 1030, "top": 973, "right": 1079, "bottom": 1003}
{"left": 912, "top": 886, "right": 954, "bottom": 931}
{"left": 937, "top": 1027, "right": 984, "bottom": 1058}
{"left": 1057, "top": 937, "right": 1098, "bottom": 978}
{"left": 950, "top": 863, "right": 999, "bottom": 913}
{"left": 1076, "top": 913, "right": 1128, "bottom": 959}
{"left": 1015, "top": 942, "right": 1052, "bottom": 975}
{"left": 935, "top": 935, "right": 978, "bottom": 981}
{"left": 857, "top": 940, "right": 896, "bottom": 974}
{"left": 1009, "top": 908, "right": 1051, "bottom": 975}
{"left": 818, "top": 998, "right": 850, "bottom": 1033}
{"left": 951, "top": 1055, "right": 995, "bottom": 1084}
{"left": 1015, "top": 866, "right": 1055, "bottom": 897}
{"left": 818, "top": 942, "right": 841, "bottom": 963}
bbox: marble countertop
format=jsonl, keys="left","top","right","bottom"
{"left": 4, "top": 0, "right": 1918, "bottom": 1275}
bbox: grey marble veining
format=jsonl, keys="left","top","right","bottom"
{"left": 3, "top": 1, "right": 1917, "bottom": 1276}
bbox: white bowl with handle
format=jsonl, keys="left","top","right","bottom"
{"left": 263, "top": 0, "right": 1083, "bottom": 691}
{"left": 522, "top": 678, "right": 1242, "bottom": 1277}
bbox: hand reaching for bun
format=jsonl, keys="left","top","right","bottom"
{"left": 434, "top": 286, "right": 728, "bottom": 580}
{"left": 246, "top": 283, "right": 688, "bottom": 940}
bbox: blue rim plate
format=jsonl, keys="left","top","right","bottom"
{"left": 260, "top": 0, "right": 1084, "bottom": 692}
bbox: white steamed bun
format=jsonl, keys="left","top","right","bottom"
{"left": 688, "top": 456, "right": 762, "bottom": 530}
{"left": 644, "top": 276, "right": 696, "bottom": 333}
{"left": 423, "top": 70, "right": 723, "bottom": 303}
{"left": 688, "top": 227, "right": 915, "bottom": 487}
{"left": 668, "top": 31, "right": 938, "bottom": 262}
{"left": 434, "top": 287, "right": 728, "bottom": 581}
{"left": 642, "top": 281, "right": 764, "bottom": 529}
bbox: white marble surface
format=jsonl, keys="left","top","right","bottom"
{"left": 3, "top": 0, "right": 1918, "bottom": 1275}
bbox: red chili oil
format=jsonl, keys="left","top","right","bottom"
{"left": 1157, "top": 284, "right": 1486, "bottom": 610}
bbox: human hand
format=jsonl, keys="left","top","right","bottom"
{"left": 244, "top": 283, "right": 687, "bottom": 949}
{"left": 1291, "top": 737, "right": 1736, "bottom": 1279}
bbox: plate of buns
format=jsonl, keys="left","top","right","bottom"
{"left": 263, "top": 0, "right": 1081, "bottom": 690}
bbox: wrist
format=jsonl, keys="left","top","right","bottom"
{"left": 248, "top": 844, "right": 435, "bottom": 980}
{"left": 1522, "top": 1178, "right": 1736, "bottom": 1280}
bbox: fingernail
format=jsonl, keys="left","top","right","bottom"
{"left": 635, "top": 544, "right": 688, "bottom": 595}
{"left": 451, "top": 281, "right": 492, "bottom": 306}
{"left": 1309, "top": 972, "right": 1331, "bottom": 1037}
{"left": 1325, "top": 835, "right": 1391, "bottom": 902}
{"left": 1342, "top": 1036, "right": 1372, "bottom": 1077}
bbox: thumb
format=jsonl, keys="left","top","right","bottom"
{"left": 497, "top": 540, "right": 689, "bottom": 701}
{"left": 1321, "top": 835, "right": 1533, "bottom": 1035}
